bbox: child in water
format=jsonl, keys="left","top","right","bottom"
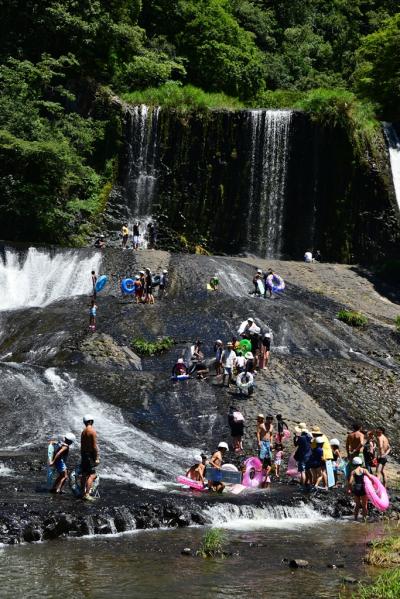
{"left": 89, "top": 299, "right": 97, "bottom": 331}
{"left": 274, "top": 443, "right": 283, "bottom": 479}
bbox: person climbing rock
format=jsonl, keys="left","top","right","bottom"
{"left": 253, "top": 269, "right": 263, "bottom": 296}
{"left": 376, "top": 427, "right": 391, "bottom": 487}
{"left": 186, "top": 454, "right": 207, "bottom": 484}
{"left": 49, "top": 433, "right": 76, "bottom": 494}
{"left": 132, "top": 221, "right": 140, "bottom": 250}
{"left": 209, "top": 275, "right": 219, "bottom": 291}
{"left": 208, "top": 442, "right": 228, "bottom": 493}
{"left": 349, "top": 457, "right": 374, "bottom": 521}
{"left": 81, "top": 414, "right": 99, "bottom": 501}
{"left": 121, "top": 224, "right": 129, "bottom": 248}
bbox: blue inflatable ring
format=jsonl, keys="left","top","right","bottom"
{"left": 95, "top": 275, "right": 108, "bottom": 293}
{"left": 121, "top": 278, "right": 135, "bottom": 294}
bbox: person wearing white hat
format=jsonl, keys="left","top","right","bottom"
{"left": 81, "top": 414, "right": 99, "bottom": 501}
{"left": 186, "top": 453, "right": 207, "bottom": 485}
{"left": 253, "top": 269, "right": 263, "bottom": 296}
{"left": 208, "top": 442, "right": 229, "bottom": 493}
{"left": 172, "top": 357, "right": 188, "bottom": 378}
{"left": 49, "top": 433, "right": 76, "bottom": 494}
{"left": 330, "top": 439, "right": 342, "bottom": 484}
{"left": 222, "top": 341, "right": 236, "bottom": 387}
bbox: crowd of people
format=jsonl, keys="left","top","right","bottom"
{"left": 93, "top": 221, "right": 158, "bottom": 251}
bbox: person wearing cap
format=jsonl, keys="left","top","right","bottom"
{"left": 214, "top": 340, "right": 224, "bottom": 376}
{"left": 172, "top": 357, "right": 188, "bottom": 377}
{"left": 49, "top": 433, "right": 76, "bottom": 494}
{"left": 222, "top": 341, "right": 236, "bottom": 386}
{"left": 293, "top": 423, "right": 312, "bottom": 486}
{"left": 132, "top": 221, "right": 140, "bottom": 250}
{"left": 186, "top": 454, "right": 207, "bottom": 485}
{"left": 260, "top": 332, "right": 272, "bottom": 369}
{"left": 209, "top": 442, "right": 229, "bottom": 492}
{"left": 209, "top": 274, "right": 219, "bottom": 291}
{"left": 81, "top": 415, "right": 99, "bottom": 501}
{"left": 349, "top": 457, "right": 374, "bottom": 520}
{"left": 121, "top": 223, "right": 129, "bottom": 248}
{"left": 244, "top": 351, "right": 255, "bottom": 373}
{"left": 159, "top": 270, "right": 168, "bottom": 298}
{"left": 257, "top": 415, "right": 274, "bottom": 473}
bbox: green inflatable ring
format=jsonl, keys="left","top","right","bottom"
{"left": 239, "top": 339, "right": 252, "bottom": 352}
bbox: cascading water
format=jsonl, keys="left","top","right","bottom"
{"left": 246, "top": 110, "right": 292, "bottom": 258}
{"left": 204, "top": 503, "right": 329, "bottom": 529}
{"left": 124, "top": 104, "right": 161, "bottom": 220}
{"left": 0, "top": 364, "right": 199, "bottom": 490}
{"left": 383, "top": 122, "right": 400, "bottom": 211}
{"left": 0, "top": 247, "right": 101, "bottom": 310}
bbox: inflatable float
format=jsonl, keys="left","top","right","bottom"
{"left": 270, "top": 275, "right": 285, "bottom": 293}
{"left": 364, "top": 474, "right": 389, "bottom": 511}
{"left": 176, "top": 475, "right": 206, "bottom": 491}
{"left": 121, "top": 278, "right": 135, "bottom": 294}
{"left": 257, "top": 279, "right": 265, "bottom": 295}
{"left": 95, "top": 275, "right": 108, "bottom": 293}
{"left": 242, "top": 457, "right": 264, "bottom": 488}
{"left": 236, "top": 371, "right": 254, "bottom": 391}
{"left": 205, "top": 467, "right": 241, "bottom": 484}
{"left": 47, "top": 441, "right": 57, "bottom": 489}
{"left": 286, "top": 453, "right": 300, "bottom": 479}
{"left": 69, "top": 465, "right": 100, "bottom": 498}
{"left": 239, "top": 338, "right": 252, "bottom": 352}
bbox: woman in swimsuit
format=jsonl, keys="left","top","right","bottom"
{"left": 349, "top": 456, "right": 374, "bottom": 520}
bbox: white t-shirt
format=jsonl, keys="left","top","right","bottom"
{"left": 235, "top": 355, "right": 246, "bottom": 369}
{"left": 222, "top": 349, "right": 236, "bottom": 368}
{"left": 304, "top": 251, "right": 313, "bottom": 263}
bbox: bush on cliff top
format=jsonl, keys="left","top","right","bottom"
{"left": 131, "top": 337, "right": 175, "bottom": 356}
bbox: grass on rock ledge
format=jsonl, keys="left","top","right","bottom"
{"left": 130, "top": 337, "right": 175, "bottom": 356}
{"left": 337, "top": 310, "right": 368, "bottom": 327}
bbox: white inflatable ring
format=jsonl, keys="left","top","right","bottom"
{"left": 236, "top": 371, "right": 254, "bottom": 390}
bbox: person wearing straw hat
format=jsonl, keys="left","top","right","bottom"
{"left": 310, "top": 425, "right": 333, "bottom": 488}
{"left": 293, "top": 423, "right": 312, "bottom": 486}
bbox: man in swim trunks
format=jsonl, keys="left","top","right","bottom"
{"left": 346, "top": 423, "right": 365, "bottom": 482}
{"left": 257, "top": 415, "right": 274, "bottom": 485}
{"left": 81, "top": 414, "right": 100, "bottom": 501}
{"left": 186, "top": 454, "right": 207, "bottom": 484}
{"left": 375, "top": 427, "right": 391, "bottom": 487}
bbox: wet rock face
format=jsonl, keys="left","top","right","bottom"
{"left": 78, "top": 333, "right": 142, "bottom": 371}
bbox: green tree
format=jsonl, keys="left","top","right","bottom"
{"left": 353, "top": 13, "right": 400, "bottom": 119}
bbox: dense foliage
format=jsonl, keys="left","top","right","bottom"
{"left": 0, "top": 0, "right": 399, "bottom": 243}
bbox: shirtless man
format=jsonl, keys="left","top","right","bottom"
{"left": 375, "top": 427, "right": 391, "bottom": 487}
{"left": 186, "top": 454, "right": 207, "bottom": 484}
{"left": 81, "top": 414, "right": 100, "bottom": 501}
{"left": 346, "top": 423, "right": 365, "bottom": 479}
{"left": 208, "top": 442, "right": 228, "bottom": 493}
{"left": 257, "top": 414, "right": 274, "bottom": 484}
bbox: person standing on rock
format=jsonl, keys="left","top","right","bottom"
{"left": 363, "top": 430, "right": 376, "bottom": 474}
{"left": 121, "top": 224, "right": 129, "bottom": 249}
{"left": 375, "top": 427, "right": 391, "bottom": 487}
{"left": 144, "top": 268, "right": 155, "bottom": 304}
{"left": 259, "top": 332, "right": 271, "bottom": 369}
{"left": 49, "top": 433, "right": 76, "bottom": 494}
{"left": 132, "top": 221, "right": 140, "bottom": 250}
{"left": 91, "top": 270, "right": 97, "bottom": 299}
{"left": 222, "top": 341, "right": 236, "bottom": 386}
{"left": 159, "top": 270, "right": 168, "bottom": 298}
{"left": 228, "top": 406, "right": 244, "bottom": 453}
{"left": 349, "top": 457, "right": 374, "bottom": 521}
{"left": 293, "top": 423, "right": 312, "bottom": 486}
{"left": 346, "top": 423, "right": 365, "bottom": 477}
{"left": 81, "top": 414, "right": 100, "bottom": 501}
{"left": 214, "top": 340, "right": 223, "bottom": 376}
{"left": 276, "top": 414, "right": 289, "bottom": 443}
{"left": 89, "top": 299, "right": 97, "bottom": 331}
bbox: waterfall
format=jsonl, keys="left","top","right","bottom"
{"left": 203, "top": 503, "right": 329, "bottom": 529}
{"left": 246, "top": 110, "right": 292, "bottom": 258}
{"left": 125, "top": 104, "right": 161, "bottom": 219}
{"left": 383, "top": 122, "right": 400, "bottom": 211}
{"left": 0, "top": 247, "right": 102, "bottom": 311}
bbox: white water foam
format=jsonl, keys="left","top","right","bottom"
{"left": 383, "top": 122, "right": 400, "bottom": 211}
{"left": 204, "top": 503, "right": 329, "bottom": 530}
{"left": 0, "top": 247, "right": 102, "bottom": 310}
{"left": 0, "top": 464, "right": 13, "bottom": 477}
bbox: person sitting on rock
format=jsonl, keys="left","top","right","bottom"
{"left": 209, "top": 275, "right": 219, "bottom": 291}
{"left": 172, "top": 358, "right": 188, "bottom": 377}
{"left": 49, "top": 433, "right": 76, "bottom": 494}
{"left": 208, "top": 442, "right": 228, "bottom": 493}
{"left": 186, "top": 454, "right": 207, "bottom": 484}
{"left": 94, "top": 234, "right": 106, "bottom": 249}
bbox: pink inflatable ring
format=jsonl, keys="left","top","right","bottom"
{"left": 242, "top": 456, "right": 264, "bottom": 488}
{"left": 364, "top": 474, "right": 389, "bottom": 511}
